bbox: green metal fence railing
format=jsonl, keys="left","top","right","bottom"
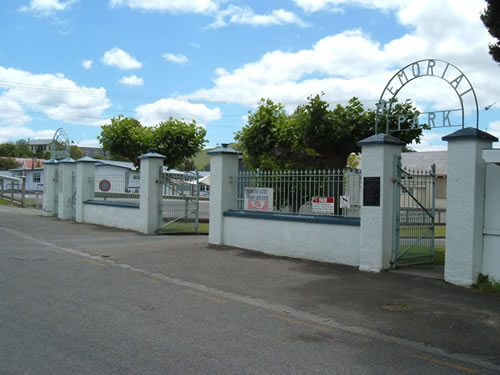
{"left": 235, "top": 169, "right": 362, "bottom": 218}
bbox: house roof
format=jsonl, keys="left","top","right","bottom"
{"left": 12, "top": 158, "right": 46, "bottom": 170}
{"left": 95, "top": 160, "right": 137, "bottom": 171}
{"left": 28, "top": 139, "right": 52, "bottom": 146}
{"left": 401, "top": 151, "right": 447, "bottom": 176}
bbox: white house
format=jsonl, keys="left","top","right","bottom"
{"left": 8, "top": 158, "right": 46, "bottom": 191}
{"left": 94, "top": 160, "right": 139, "bottom": 193}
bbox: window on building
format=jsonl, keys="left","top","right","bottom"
{"left": 33, "top": 172, "right": 41, "bottom": 183}
{"left": 436, "top": 177, "right": 447, "bottom": 199}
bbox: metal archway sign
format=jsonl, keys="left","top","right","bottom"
{"left": 51, "top": 128, "right": 71, "bottom": 160}
{"left": 375, "top": 59, "right": 479, "bottom": 133}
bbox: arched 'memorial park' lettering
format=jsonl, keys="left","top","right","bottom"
{"left": 375, "top": 59, "right": 479, "bottom": 133}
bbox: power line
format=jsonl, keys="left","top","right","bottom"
{"left": 0, "top": 80, "right": 380, "bottom": 106}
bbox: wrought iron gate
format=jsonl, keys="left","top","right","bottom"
{"left": 158, "top": 170, "right": 200, "bottom": 234}
{"left": 392, "top": 156, "right": 436, "bottom": 268}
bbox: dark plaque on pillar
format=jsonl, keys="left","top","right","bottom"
{"left": 363, "top": 177, "right": 380, "bottom": 206}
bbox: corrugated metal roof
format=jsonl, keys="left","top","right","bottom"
{"left": 12, "top": 158, "right": 46, "bottom": 170}
{"left": 95, "top": 160, "right": 136, "bottom": 170}
{"left": 28, "top": 139, "right": 52, "bottom": 145}
{"left": 401, "top": 151, "right": 447, "bottom": 175}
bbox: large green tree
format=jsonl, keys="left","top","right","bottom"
{"left": 0, "top": 143, "right": 17, "bottom": 157}
{"left": 481, "top": 0, "right": 500, "bottom": 63}
{"left": 236, "top": 95, "right": 424, "bottom": 170}
{"left": 153, "top": 118, "right": 208, "bottom": 169}
{"left": 99, "top": 115, "right": 207, "bottom": 168}
{"left": 99, "top": 116, "right": 151, "bottom": 166}
{"left": 70, "top": 145, "right": 84, "bottom": 160}
{"left": 0, "top": 157, "right": 20, "bottom": 170}
{"left": 14, "top": 140, "right": 33, "bottom": 158}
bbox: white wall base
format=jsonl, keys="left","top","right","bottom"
{"left": 222, "top": 216, "right": 361, "bottom": 266}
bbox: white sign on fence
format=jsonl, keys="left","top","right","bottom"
{"left": 340, "top": 195, "right": 351, "bottom": 209}
{"left": 312, "top": 196, "right": 335, "bottom": 215}
{"left": 244, "top": 188, "right": 273, "bottom": 211}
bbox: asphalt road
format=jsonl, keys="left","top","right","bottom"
{"left": 0, "top": 207, "right": 496, "bottom": 374}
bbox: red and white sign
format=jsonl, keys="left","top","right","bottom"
{"left": 312, "top": 196, "right": 335, "bottom": 215}
{"left": 99, "top": 179, "right": 111, "bottom": 192}
{"left": 244, "top": 188, "right": 273, "bottom": 211}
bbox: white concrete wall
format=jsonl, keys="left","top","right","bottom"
{"left": 208, "top": 148, "right": 239, "bottom": 245}
{"left": 82, "top": 203, "right": 142, "bottom": 232}
{"left": 223, "top": 217, "right": 361, "bottom": 266}
{"left": 482, "top": 164, "right": 500, "bottom": 282}
{"left": 359, "top": 140, "right": 403, "bottom": 272}
{"left": 445, "top": 137, "right": 491, "bottom": 286}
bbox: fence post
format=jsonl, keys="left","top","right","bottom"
{"left": 58, "top": 158, "right": 76, "bottom": 220}
{"left": 138, "top": 152, "right": 166, "bottom": 235}
{"left": 442, "top": 128, "right": 498, "bottom": 286}
{"left": 42, "top": 159, "right": 58, "bottom": 216}
{"left": 75, "top": 156, "right": 97, "bottom": 223}
{"left": 207, "top": 144, "right": 239, "bottom": 245}
{"left": 21, "top": 176, "right": 26, "bottom": 207}
{"left": 357, "top": 134, "right": 405, "bottom": 272}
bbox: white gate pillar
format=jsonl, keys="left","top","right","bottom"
{"left": 208, "top": 144, "right": 239, "bottom": 246}
{"left": 58, "top": 158, "right": 76, "bottom": 220}
{"left": 75, "top": 156, "right": 96, "bottom": 223}
{"left": 139, "top": 152, "right": 165, "bottom": 235}
{"left": 358, "top": 134, "right": 405, "bottom": 272}
{"left": 443, "top": 128, "right": 498, "bottom": 286}
{"left": 42, "top": 159, "right": 58, "bottom": 216}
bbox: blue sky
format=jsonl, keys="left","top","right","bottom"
{"left": 0, "top": 0, "right": 499, "bottom": 151}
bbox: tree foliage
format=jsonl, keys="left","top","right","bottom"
{"left": 235, "top": 95, "right": 424, "bottom": 170}
{"left": 70, "top": 145, "right": 84, "bottom": 160}
{"left": 0, "top": 143, "right": 17, "bottom": 157}
{"left": 98, "top": 115, "right": 208, "bottom": 168}
{"left": 481, "top": 0, "right": 500, "bottom": 63}
{"left": 14, "top": 140, "right": 33, "bottom": 158}
{"left": 0, "top": 140, "right": 41, "bottom": 158}
{"left": 0, "top": 157, "right": 20, "bottom": 170}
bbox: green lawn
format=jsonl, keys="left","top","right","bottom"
{"left": 435, "top": 226, "right": 446, "bottom": 238}
{"left": 0, "top": 198, "right": 17, "bottom": 206}
{"left": 434, "top": 244, "right": 445, "bottom": 265}
{"left": 159, "top": 222, "right": 209, "bottom": 234}
{"left": 399, "top": 225, "right": 445, "bottom": 238}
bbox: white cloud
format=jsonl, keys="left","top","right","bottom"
{"left": 185, "top": 0, "right": 498, "bottom": 124}
{"left": 119, "top": 74, "right": 144, "bottom": 86}
{"left": 109, "top": 1, "right": 305, "bottom": 29}
{"left": 487, "top": 121, "right": 500, "bottom": 140}
{"left": 0, "top": 126, "right": 56, "bottom": 144}
{"left": 410, "top": 130, "right": 448, "bottom": 152}
{"left": 81, "top": 59, "right": 93, "bottom": 69}
{"left": 294, "top": 0, "right": 402, "bottom": 12}
{"left": 109, "top": 0, "right": 217, "bottom": 13}
{"left": 163, "top": 53, "right": 189, "bottom": 64}
{"left": 0, "top": 66, "right": 111, "bottom": 131}
{"left": 20, "top": 0, "right": 78, "bottom": 16}
{"left": 135, "top": 98, "right": 222, "bottom": 127}
{"left": 209, "top": 5, "right": 306, "bottom": 28}
{"left": 102, "top": 47, "right": 142, "bottom": 70}
{"left": 0, "top": 97, "right": 32, "bottom": 128}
